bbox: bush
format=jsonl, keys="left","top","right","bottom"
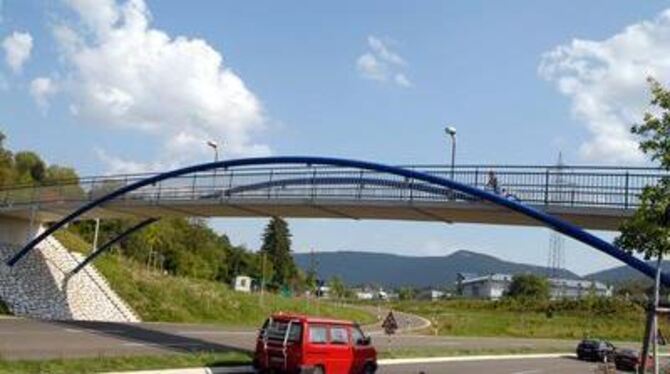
{"left": 0, "top": 298, "right": 10, "bottom": 315}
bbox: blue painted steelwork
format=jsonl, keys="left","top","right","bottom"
{"left": 69, "top": 218, "right": 159, "bottom": 275}
{"left": 208, "top": 176, "right": 472, "bottom": 201}
{"left": 6, "top": 156, "right": 666, "bottom": 285}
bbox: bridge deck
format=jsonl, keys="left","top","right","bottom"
{"left": 0, "top": 163, "right": 660, "bottom": 230}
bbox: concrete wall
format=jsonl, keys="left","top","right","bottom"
{"left": 0, "top": 222, "right": 139, "bottom": 322}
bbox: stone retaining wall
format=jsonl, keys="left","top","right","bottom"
{"left": 0, "top": 237, "right": 139, "bottom": 322}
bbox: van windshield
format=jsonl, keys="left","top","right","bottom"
{"left": 264, "top": 319, "right": 303, "bottom": 343}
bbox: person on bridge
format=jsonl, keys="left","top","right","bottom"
{"left": 486, "top": 170, "right": 500, "bottom": 194}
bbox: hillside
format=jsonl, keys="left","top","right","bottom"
{"left": 587, "top": 260, "right": 670, "bottom": 284}
{"left": 55, "top": 231, "right": 374, "bottom": 326}
{"left": 293, "top": 250, "right": 580, "bottom": 288}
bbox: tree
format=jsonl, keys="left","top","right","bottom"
{"left": 328, "top": 276, "right": 351, "bottom": 299}
{"left": 260, "top": 217, "right": 297, "bottom": 287}
{"left": 14, "top": 151, "right": 45, "bottom": 183}
{"left": 505, "top": 274, "right": 550, "bottom": 301}
{"left": 0, "top": 132, "right": 14, "bottom": 186}
{"left": 398, "top": 287, "right": 416, "bottom": 300}
{"left": 615, "top": 79, "right": 670, "bottom": 260}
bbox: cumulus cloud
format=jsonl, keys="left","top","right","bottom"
{"left": 52, "top": 0, "right": 268, "bottom": 172}
{"left": 539, "top": 9, "right": 670, "bottom": 164}
{"left": 356, "top": 36, "right": 411, "bottom": 87}
{"left": 30, "top": 77, "right": 58, "bottom": 110}
{"left": 2, "top": 31, "right": 32, "bottom": 73}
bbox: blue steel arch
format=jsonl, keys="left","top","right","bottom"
{"left": 212, "top": 176, "right": 471, "bottom": 200}
{"left": 7, "top": 156, "right": 668, "bottom": 286}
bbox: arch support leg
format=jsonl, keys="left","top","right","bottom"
{"left": 70, "top": 218, "right": 159, "bottom": 276}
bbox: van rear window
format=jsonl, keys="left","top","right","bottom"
{"left": 265, "top": 320, "right": 302, "bottom": 342}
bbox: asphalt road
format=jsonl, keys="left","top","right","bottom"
{"left": 0, "top": 315, "right": 652, "bottom": 374}
{"left": 0, "top": 317, "right": 591, "bottom": 360}
{"left": 378, "top": 356, "right": 607, "bottom": 374}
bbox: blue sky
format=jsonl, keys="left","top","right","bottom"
{"left": 2, "top": 0, "right": 670, "bottom": 275}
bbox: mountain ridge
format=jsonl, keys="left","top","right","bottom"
{"left": 293, "top": 249, "right": 581, "bottom": 288}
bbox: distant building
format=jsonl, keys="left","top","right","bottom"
{"left": 418, "top": 289, "right": 446, "bottom": 301}
{"left": 355, "top": 291, "right": 375, "bottom": 300}
{"left": 457, "top": 273, "right": 612, "bottom": 300}
{"left": 233, "top": 275, "right": 252, "bottom": 293}
{"left": 316, "top": 285, "right": 331, "bottom": 298}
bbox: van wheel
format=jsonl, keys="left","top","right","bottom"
{"left": 313, "top": 366, "right": 325, "bottom": 374}
{"left": 363, "top": 363, "right": 376, "bottom": 374}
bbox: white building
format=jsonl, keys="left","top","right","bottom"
{"left": 233, "top": 275, "right": 252, "bottom": 293}
{"left": 418, "top": 289, "right": 446, "bottom": 301}
{"left": 457, "top": 273, "right": 612, "bottom": 300}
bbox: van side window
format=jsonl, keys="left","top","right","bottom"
{"left": 330, "top": 325, "right": 349, "bottom": 345}
{"left": 309, "top": 325, "right": 328, "bottom": 344}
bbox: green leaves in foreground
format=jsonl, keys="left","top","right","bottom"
{"left": 617, "top": 78, "right": 670, "bottom": 259}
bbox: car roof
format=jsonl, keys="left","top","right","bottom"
{"left": 269, "top": 313, "right": 355, "bottom": 325}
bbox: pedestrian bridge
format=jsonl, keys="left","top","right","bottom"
{"left": 0, "top": 163, "right": 663, "bottom": 230}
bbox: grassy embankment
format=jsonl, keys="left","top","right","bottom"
{"left": 390, "top": 298, "right": 665, "bottom": 341}
{"left": 54, "top": 230, "right": 374, "bottom": 326}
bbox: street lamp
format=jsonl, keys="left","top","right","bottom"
{"left": 206, "top": 140, "right": 219, "bottom": 162}
{"left": 444, "top": 126, "right": 457, "bottom": 181}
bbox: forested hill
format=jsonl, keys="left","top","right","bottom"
{"left": 293, "top": 250, "right": 580, "bottom": 288}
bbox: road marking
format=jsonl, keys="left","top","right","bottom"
{"left": 177, "top": 331, "right": 255, "bottom": 336}
{"left": 121, "top": 342, "right": 204, "bottom": 347}
{"left": 378, "top": 353, "right": 574, "bottom": 365}
{"left": 103, "top": 366, "right": 254, "bottom": 374}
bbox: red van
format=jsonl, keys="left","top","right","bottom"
{"left": 253, "top": 313, "right": 377, "bottom": 374}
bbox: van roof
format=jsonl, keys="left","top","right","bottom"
{"left": 270, "top": 313, "right": 356, "bottom": 325}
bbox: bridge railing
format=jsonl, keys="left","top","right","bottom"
{"left": 0, "top": 164, "right": 665, "bottom": 210}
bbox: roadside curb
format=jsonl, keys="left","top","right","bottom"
{"left": 102, "top": 352, "right": 670, "bottom": 373}
{"left": 103, "top": 366, "right": 254, "bottom": 374}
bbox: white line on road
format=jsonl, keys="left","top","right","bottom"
{"left": 121, "top": 342, "right": 205, "bottom": 347}
{"left": 378, "top": 353, "right": 574, "bottom": 366}
{"left": 103, "top": 366, "right": 254, "bottom": 374}
{"left": 177, "top": 331, "right": 255, "bottom": 336}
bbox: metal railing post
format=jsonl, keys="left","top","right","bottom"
{"left": 191, "top": 173, "right": 198, "bottom": 199}
{"left": 544, "top": 169, "right": 550, "bottom": 205}
{"left": 624, "top": 171, "right": 630, "bottom": 209}
{"left": 311, "top": 168, "right": 317, "bottom": 200}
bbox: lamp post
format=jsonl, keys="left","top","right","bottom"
{"left": 206, "top": 140, "right": 219, "bottom": 162}
{"left": 206, "top": 140, "right": 220, "bottom": 193}
{"left": 444, "top": 126, "right": 457, "bottom": 181}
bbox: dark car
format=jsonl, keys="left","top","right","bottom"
{"left": 614, "top": 348, "right": 653, "bottom": 372}
{"left": 576, "top": 339, "right": 616, "bottom": 362}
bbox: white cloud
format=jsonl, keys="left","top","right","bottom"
{"left": 2, "top": 31, "right": 33, "bottom": 73}
{"left": 539, "top": 9, "right": 670, "bottom": 164}
{"left": 29, "top": 77, "right": 58, "bottom": 110}
{"left": 394, "top": 73, "right": 411, "bottom": 88}
{"left": 356, "top": 53, "right": 385, "bottom": 81}
{"left": 51, "top": 0, "right": 268, "bottom": 172}
{"left": 356, "top": 35, "right": 411, "bottom": 87}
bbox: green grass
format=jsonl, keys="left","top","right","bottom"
{"left": 0, "top": 300, "right": 9, "bottom": 315}
{"left": 54, "top": 230, "right": 92, "bottom": 255}
{"left": 93, "top": 253, "right": 374, "bottom": 326}
{"left": 390, "top": 299, "right": 663, "bottom": 341}
{"left": 0, "top": 351, "right": 250, "bottom": 374}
